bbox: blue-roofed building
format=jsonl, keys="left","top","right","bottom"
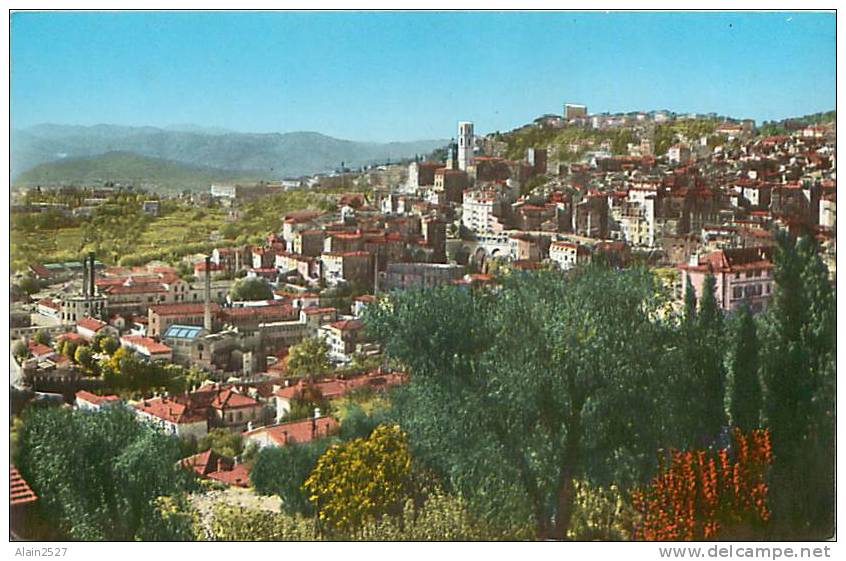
{"left": 162, "top": 324, "right": 208, "bottom": 366}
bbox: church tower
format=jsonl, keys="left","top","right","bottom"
{"left": 457, "top": 121, "right": 474, "bottom": 171}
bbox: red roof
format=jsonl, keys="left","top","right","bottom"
{"left": 57, "top": 332, "right": 85, "bottom": 343}
{"left": 29, "top": 263, "right": 52, "bottom": 279}
{"left": 135, "top": 397, "right": 206, "bottom": 424}
{"left": 10, "top": 465, "right": 38, "bottom": 506}
{"left": 28, "top": 342, "right": 54, "bottom": 357}
{"left": 210, "top": 388, "right": 261, "bottom": 410}
{"left": 195, "top": 261, "right": 224, "bottom": 272}
{"left": 326, "top": 319, "right": 364, "bottom": 331}
{"left": 181, "top": 449, "right": 250, "bottom": 487}
{"left": 103, "top": 284, "right": 167, "bottom": 295}
{"left": 121, "top": 336, "right": 172, "bottom": 355}
{"left": 680, "top": 247, "right": 773, "bottom": 273}
{"left": 77, "top": 316, "right": 108, "bottom": 332}
{"left": 150, "top": 302, "right": 220, "bottom": 316}
{"left": 37, "top": 297, "right": 60, "bottom": 310}
{"left": 275, "top": 371, "right": 406, "bottom": 400}
{"left": 221, "top": 304, "right": 297, "bottom": 321}
{"left": 75, "top": 390, "right": 120, "bottom": 406}
{"left": 284, "top": 210, "right": 324, "bottom": 222}
{"left": 322, "top": 251, "right": 371, "bottom": 258}
{"left": 302, "top": 307, "right": 337, "bottom": 315}
{"left": 243, "top": 416, "right": 339, "bottom": 446}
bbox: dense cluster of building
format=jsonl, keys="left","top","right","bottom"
{"left": 10, "top": 102, "right": 836, "bottom": 494}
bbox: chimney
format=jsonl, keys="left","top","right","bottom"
{"left": 82, "top": 255, "right": 89, "bottom": 298}
{"left": 311, "top": 408, "right": 319, "bottom": 438}
{"left": 88, "top": 252, "right": 97, "bottom": 297}
{"left": 204, "top": 255, "right": 213, "bottom": 332}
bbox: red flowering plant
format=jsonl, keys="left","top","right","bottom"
{"left": 631, "top": 428, "right": 772, "bottom": 541}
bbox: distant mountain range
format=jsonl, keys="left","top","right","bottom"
{"left": 13, "top": 151, "right": 265, "bottom": 192}
{"left": 11, "top": 123, "right": 448, "bottom": 188}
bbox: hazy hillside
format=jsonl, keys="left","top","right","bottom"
{"left": 13, "top": 151, "right": 264, "bottom": 192}
{"left": 11, "top": 124, "right": 448, "bottom": 180}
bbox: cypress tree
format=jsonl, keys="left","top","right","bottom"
{"left": 697, "top": 274, "right": 727, "bottom": 444}
{"left": 683, "top": 275, "right": 697, "bottom": 324}
{"left": 760, "top": 232, "right": 835, "bottom": 538}
{"left": 727, "top": 304, "right": 761, "bottom": 431}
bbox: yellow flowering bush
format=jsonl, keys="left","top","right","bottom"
{"left": 303, "top": 424, "right": 413, "bottom": 533}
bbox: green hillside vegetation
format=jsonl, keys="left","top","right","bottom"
{"left": 498, "top": 126, "right": 639, "bottom": 161}
{"left": 759, "top": 110, "right": 836, "bottom": 136}
{"left": 13, "top": 151, "right": 264, "bottom": 192}
{"left": 11, "top": 184, "right": 369, "bottom": 271}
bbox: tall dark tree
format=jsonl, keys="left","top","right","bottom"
{"left": 365, "top": 266, "right": 678, "bottom": 539}
{"left": 683, "top": 275, "right": 697, "bottom": 324}
{"left": 726, "top": 304, "right": 761, "bottom": 431}
{"left": 760, "top": 233, "right": 835, "bottom": 538}
{"left": 699, "top": 274, "right": 727, "bottom": 440}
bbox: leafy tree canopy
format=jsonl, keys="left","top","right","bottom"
{"left": 229, "top": 276, "right": 273, "bottom": 301}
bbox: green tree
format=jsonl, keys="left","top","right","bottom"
{"left": 229, "top": 276, "right": 273, "bottom": 301}
{"left": 12, "top": 340, "right": 29, "bottom": 360}
{"left": 16, "top": 405, "right": 191, "bottom": 540}
{"left": 16, "top": 273, "right": 41, "bottom": 295}
{"left": 101, "top": 336, "right": 120, "bottom": 356}
{"left": 759, "top": 233, "right": 835, "bottom": 538}
{"left": 286, "top": 337, "right": 331, "bottom": 379}
{"left": 197, "top": 428, "right": 243, "bottom": 458}
{"left": 63, "top": 339, "right": 81, "bottom": 362}
{"left": 683, "top": 275, "right": 697, "bottom": 324}
{"left": 726, "top": 305, "right": 761, "bottom": 431}
{"left": 74, "top": 345, "right": 97, "bottom": 373}
{"left": 251, "top": 439, "right": 335, "bottom": 515}
{"left": 696, "top": 274, "right": 727, "bottom": 444}
{"left": 304, "top": 424, "right": 415, "bottom": 533}
{"left": 365, "top": 267, "right": 679, "bottom": 539}
{"left": 32, "top": 330, "right": 51, "bottom": 346}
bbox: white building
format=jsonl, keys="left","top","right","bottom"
{"left": 462, "top": 190, "right": 504, "bottom": 234}
{"left": 75, "top": 390, "right": 121, "bottom": 412}
{"left": 134, "top": 397, "right": 208, "bottom": 440}
{"left": 820, "top": 197, "right": 836, "bottom": 228}
{"left": 549, "top": 241, "right": 590, "bottom": 271}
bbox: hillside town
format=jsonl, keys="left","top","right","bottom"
{"left": 10, "top": 102, "right": 837, "bottom": 541}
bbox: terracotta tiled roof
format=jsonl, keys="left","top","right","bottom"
{"left": 29, "top": 263, "right": 52, "bottom": 278}
{"left": 103, "top": 284, "right": 167, "bottom": 295}
{"left": 121, "top": 336, "right": 172, "bottom": 355}
{"left": 10, "top": 465, "right": 38, "bottom": 506}
{"left": 326, "top": 319, "right": 364, "bottom": 331}
{"left": 180, "top": 449, "right": 251, "bottom": 487}
{"left": 77, "top": 316, "right": 108, "bottom": 332}
{"left": 28, "top": 342, "right": 54, "bottom": 357}
{"left": 150, "top": 302, "right": 220, "bottom": 316}
{"left": 221, "top": 304, "right": 297, "bottom": 321}
{"left": 37, "top": 297, "right": 60, "bottom": 310}
{"left": 243, "top": 416, "right": 339, "bottom": 446}
{"left": 302, "top": 307, "right": 337, "bottom": 315}
{"left": 210, "top": 389, "right": 261, "bottom": 410}
{"left": 75, "top": 390, "right": 120, "bottom": 406}
{"left": 57, "top": 332, "right": 85, "bottom": 343}
{"left": 135, "top": 397, "right": 206, "bottom": 424}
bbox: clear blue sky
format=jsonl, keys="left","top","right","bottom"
{"left": 11, "top": 11, "right": 836, "bottom": 142}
